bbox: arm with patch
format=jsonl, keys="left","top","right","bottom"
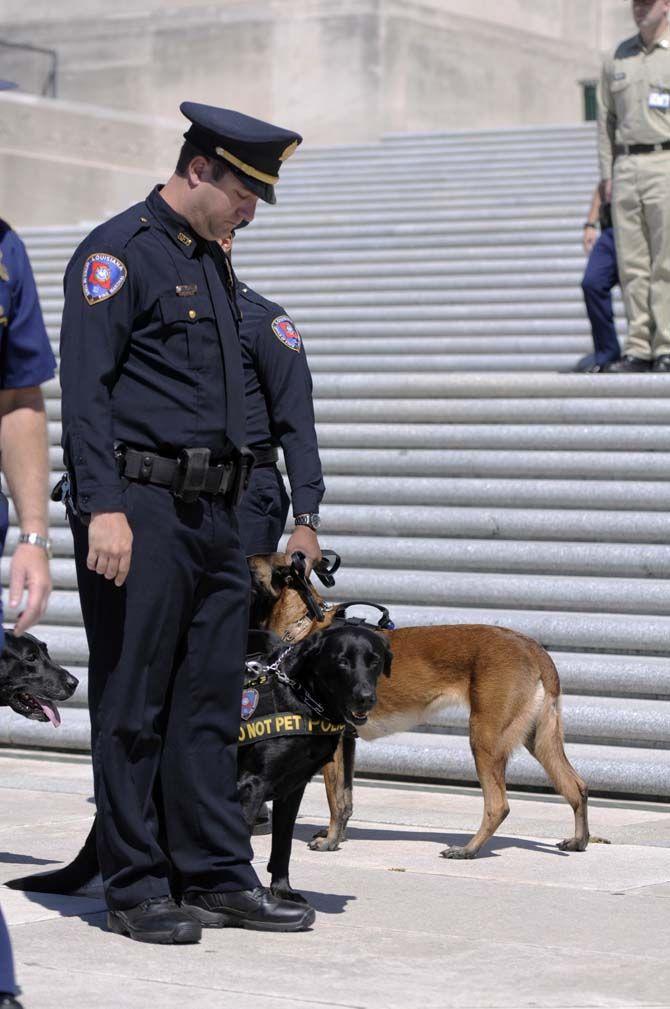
{"left": 2, "top": 232, "right": 56, "bottom": 390}
{"left": 256, "top": 311, "right": 324, "bottom": 516}
{"left": 59, "top": 247, "right": 133, "bottom": 513}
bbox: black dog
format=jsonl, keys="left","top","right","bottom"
{"left": 0, "top": 630, "right": 78, "bottom": 726}
{"left": 7, "top": 624, "right": 392, "bottom": 905}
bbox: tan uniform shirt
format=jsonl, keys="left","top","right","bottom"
{"left": 598, "top": 28, "right": 670, "bottom": 179}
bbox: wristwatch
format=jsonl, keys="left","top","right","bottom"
{"left": 583, "top": 221, "right": 598, "bottom": 230}
{"left": 294, "top": 513, "right": 321, "bottom": 531}
{"left": 17, "top": 532, "right": 53, "bottom": 559}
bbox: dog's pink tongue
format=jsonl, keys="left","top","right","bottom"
{"left": 37, "top": 700, "right": 61, "bottom": 728}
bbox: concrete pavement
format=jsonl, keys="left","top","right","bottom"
{"left": 1, "top": 746, "right": 669, "bottom": 1009}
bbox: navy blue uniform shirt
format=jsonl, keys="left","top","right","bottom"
{"left": 0, "top": 220, "right": 56, "bottom": 391}
{"left": 237, "top": 279, "right": 324, "bottom": 516}
{"left": 59, "top": 187, "right": 244, "bottom": 515}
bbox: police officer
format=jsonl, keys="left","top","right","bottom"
{"left": 599, "top": 0, "right": 670, "bottom": 372}
{"left": 0, "top": 218, "right": 56, "bottom": 1008}
{"left": 571, "top": 184, "right": 621, "bottom": 373}
{"left": 221, "top": 230, "right": 324, "bottom": 565}
{"left": 59, "top": 104, "right": 315, "bottom": 943}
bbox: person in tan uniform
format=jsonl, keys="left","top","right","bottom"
{"left": 598, "top": 0, "right": 670, "bottom": 372}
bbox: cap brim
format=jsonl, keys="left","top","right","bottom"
{"left": 226, "top": 163, "right": 276, "bottom": 204}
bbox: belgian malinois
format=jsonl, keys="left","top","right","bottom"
{"left": 248, "top": 554, "right": 590, "bottom": 860}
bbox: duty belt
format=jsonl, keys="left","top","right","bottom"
{"left": 615, "top": 140, "right": 670, "bottom": 156}
{"left": 117, "top": 445, "right": 254, "bottom": 505}
{"left": 250, "top": 444, "right": 279, "bottom": 467}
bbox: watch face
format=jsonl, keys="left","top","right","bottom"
{"left": 311, "top": 514, "right": 321, "bottom": 530}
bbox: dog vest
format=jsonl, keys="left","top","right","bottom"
{"left": 239, "top": 669, "right": 344, "bottom": 747}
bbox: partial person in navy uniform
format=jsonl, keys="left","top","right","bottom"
{"left": 59, "top": 104, "right": 315, "bottom": 944}
{"left": 571, "top": 184, "right": 621, "bottom": 373}
{"left": 0, "top": 218, "right": 56, "bottom": 1009}
{"left": 221, "top": 230, "right": 324, "bottom": 567}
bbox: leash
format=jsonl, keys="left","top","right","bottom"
{"left": 244, "top": 646, "right": 327, "bottom": 718}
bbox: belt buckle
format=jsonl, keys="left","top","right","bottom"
{"left": 172, "top": 447, "right": 211, "bottom": 503}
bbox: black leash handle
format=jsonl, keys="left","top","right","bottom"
{"left": 289, "top": 552, "right": 326, "bottom": 621}
{"left": 312, "top": 550, "right": 341, "bottom": 588}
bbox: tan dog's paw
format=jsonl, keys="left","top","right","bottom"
{"left": 440, "top": 846, "right": 476, "bottom": 860}
{"left": 557, "top": 837, "right": 589, "bottom": 851}
{"left": 308, "top": 831, "right": 341, "bottom": 852}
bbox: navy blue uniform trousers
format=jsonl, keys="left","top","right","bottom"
{"left": 69, "top": 482, "right": 259, "bottom": 909}
{"left": 581, "top": 227, "right": 620, "bottom": 366}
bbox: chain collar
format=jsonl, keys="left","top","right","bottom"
{"left": 244, "top": 645, "right": 327, "bottom": 718}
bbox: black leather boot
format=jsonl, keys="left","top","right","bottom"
{"left": 0, "top": 996, "right": 23, "bottom": 1008}
{"left": 182, "top": 886, "right": 315, "bottom": 932}
{"left": 606, "top": 355, "right": 651, "bottom": 372}
{"left": 107, "top": 895, "right": 201, "bottom": 944}
{"left": 652, "top": 354, "right": 670, "bottom": 372}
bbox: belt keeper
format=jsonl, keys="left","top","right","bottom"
{"left": 139, "top": 454, "right": 154, "bottom": 483}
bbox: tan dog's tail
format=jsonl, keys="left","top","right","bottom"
{"left": 527, "top": 646, "right": 589, "bottom": 845}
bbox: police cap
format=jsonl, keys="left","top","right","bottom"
{"left": 180, "top": 102, "right": 302, "bottom": 205}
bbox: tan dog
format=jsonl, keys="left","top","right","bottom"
{"left": 249, "top": 555, "right": 590, "bottom": 859}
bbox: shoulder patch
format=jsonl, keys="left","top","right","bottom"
{"left": 271, "top": 315, "right": 301, "bottom": 353}
{"left": 82, "top": 253, "right": 127, "bottom": 306}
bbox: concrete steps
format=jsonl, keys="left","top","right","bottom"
{"left": 5, "top": 122, "right": 670, "bottom": 799}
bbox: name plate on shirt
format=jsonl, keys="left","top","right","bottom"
{"left": 649, "top": 89, "right": 670, "bottom": 110}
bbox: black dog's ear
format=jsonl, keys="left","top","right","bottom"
{"left": 380, "top": 637, "right": 393, "bottom": 677}
{"left": 290, "top": 631, "right": 326, "bottom": 669}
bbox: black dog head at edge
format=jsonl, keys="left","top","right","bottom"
{"left": 0, "top": 630, "right": 79, "bottom": 726}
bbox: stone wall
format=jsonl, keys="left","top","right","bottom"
{"left": 0, "top": 0, "right": 642, "bottom": 225}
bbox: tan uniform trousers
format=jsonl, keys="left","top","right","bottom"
{"left": 612, "top": 150, "right": 670, "bottom": 360}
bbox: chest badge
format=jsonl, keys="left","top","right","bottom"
{"left": 82, "top": 253, "right": 127, "bottom": 305}
{"left": 241, "top": 688, "right": 260, "bottom": 721}
{"left": 271, "top": 315, "right": 302, "bottom": 353}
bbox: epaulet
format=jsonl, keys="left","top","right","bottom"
{"left": 236, "top": 280, "right": 284, "bottom": 319}
{"left": 80, "top": 202, "right": 151, "bottom": 256}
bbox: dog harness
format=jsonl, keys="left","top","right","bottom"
{"left": 238, "top": 648, "right": 345, "bottom": 747}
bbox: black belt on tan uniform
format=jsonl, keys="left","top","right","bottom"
{"left": 117, "top": 445, "right": 255, "bottom": 505}
{"left": 615, "top": 140, "right": 670, "bottom": 156}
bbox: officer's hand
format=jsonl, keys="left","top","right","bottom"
{"left": 9, "top": 544, "right": 52, "bottom": 636}
{"left": 88, "top": 512, "right": 133, "bottom": 587}
{"left": 583, "top": 228, "right": 597, "bottom": 256}
{"left": 285, "top": 527, "right": 322, "bottom": 575}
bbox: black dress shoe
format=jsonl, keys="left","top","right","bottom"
{"left": 605, "top": 355, "right": 651, "bottom": 372}
{"left": 108, "top": 895, "right": 201, "bottom": 944}
{"left": 182, "top": 886, "right": 315, "bottom": 932}
{"left": 652, "top": 355, "right": 670, "bottom": 372}
{"left": 0, "top": 995, "right": 24, "bottom": 1008}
